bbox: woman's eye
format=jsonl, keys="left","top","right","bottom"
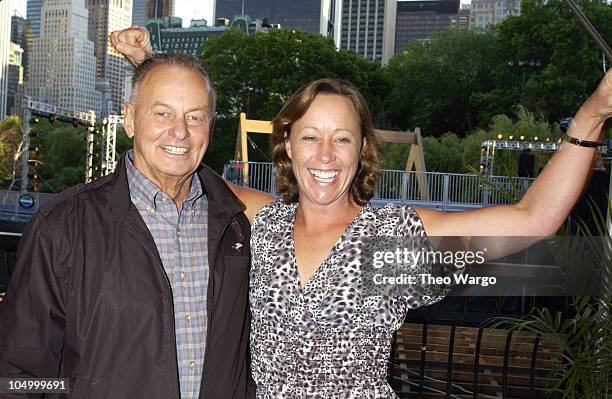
{"left": 302, "top": 136, "right": 317, "bottom": 141}
{"left": 154, "top": 112, "right": 169, "bottom": 118}
{"left": 336, "top": 137, "right": 351, "bottom": 143}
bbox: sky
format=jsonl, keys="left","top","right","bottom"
{"left": 11, "top": 0, "right": 215, "bottom": 27}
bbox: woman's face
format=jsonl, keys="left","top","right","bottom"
{"left": 285, "top": 94, "right": 363, "bottom": 208}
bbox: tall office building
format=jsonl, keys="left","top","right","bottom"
{"left": 6, "top": 43, "right": 23, "bottom": 116}
{"left": 11, "top": 14, "right": 31, "bottom": 81}
{"left": 28, "top": 0, "right": 101, "bottom": 114}
{"left": 214, "top": 0, "right": 334, "bottom": 35}
{"left": 132, "top": 0, "right": 173, "bottom": 26}
{"left": 148, "top": 0, "right": 174, "bottom": 20}
{"left": 0, "top": 0, "right": 11, "bottom": 121}
{"left": 469, "top": 0, "right": 520, "bottom": 29}
{"left": 86, "top": 0, "right": 132, "bottom": 116}
{"left": 26, "top": 0, "right": 44, "bottom": 37}
{"left": 131, "top": 0, "right": 147, "bottom": 25}
{"left": 331, "top": 0, "right": 397, "bottom": 64}
{"left": 394, "top": 0, "right": 459, "bottom": 53}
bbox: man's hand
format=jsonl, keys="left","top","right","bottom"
{"left": 110, "top": 26, "right": 153, "bottom": 66}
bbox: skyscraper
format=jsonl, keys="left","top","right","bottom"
{"left": 147, "top": 0, "right": 174, "bottom": 20}
{"left": 332, "top": 0, "right": 397, "bottom": 64}
{"left": 131, "top": 0, "right": 147, "bottom": 25}
{"left": 28, "top": 0, "right": 101, "bottom": 114}
{"left": 394, "top": 0, "right": 460, "bottom": 53}
{"left": 11, "top": 14, "right": 31, "bottom": 81}
{"left": 0, "top": 0, "right": 11, "bottom": 121}
{"left": 86, "top": 0, "right": 132, "bottom": 116}
{"left": 214, "top": 0, "right": 334, "bottom": 35}
{"left": 6, "top": 42, "right": 24, "bottom": 116}
{"left": 26, "top": 0, "right": 44, "bottom": 37}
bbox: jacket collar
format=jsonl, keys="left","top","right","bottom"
{"left": 109, "top": 153, "right": 245, "bottom": 222}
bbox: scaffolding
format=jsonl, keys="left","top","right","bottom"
{"left": 20, "top": 97, "right": 96, "bottom": 191}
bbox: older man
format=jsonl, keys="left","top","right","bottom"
{"left": 0, "top": 54, "right": 254, "bottom": 398}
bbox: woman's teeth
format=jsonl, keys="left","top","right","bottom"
{"left": 309, "top": 169, "right": 339, "bottom": 183}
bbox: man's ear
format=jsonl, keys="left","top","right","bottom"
{"left": 122, "top": 102, "right": 135, "bottom": 139}
{"left": 284, "top": 132, "right": 292, "bottom": 160}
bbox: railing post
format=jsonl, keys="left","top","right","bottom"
{"left": 401, "top": 171, "right": 408, "bottom": 200}
{"left": 482, "top": 180, "right": 491, "bottom": 206}
{"left": 443, "top": 174, "right": 450, "bottom": 211}
{"left": 270, "top": 164, "right": 277, "bottom": 196}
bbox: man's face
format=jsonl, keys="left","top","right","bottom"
{"left": 123, "top": 65, "right": 213, "bottom": 191}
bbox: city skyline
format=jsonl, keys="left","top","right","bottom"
{"left": 13, "top": 0, "right": 215, "bottom": 27}
{"left": 12, "top": 0, "right": 476, "bottom": 29}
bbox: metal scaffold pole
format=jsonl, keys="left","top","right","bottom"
{"left": 102, "top": 115, "right": 122, "bottom": 177}
{"left": 20, "top": 99, "right": 31, "bottom": 193}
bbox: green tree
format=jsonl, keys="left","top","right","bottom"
{"left": 496, "top": 0, "right": 612, "bottom": 122}
{"left": 0, "top": 116, "right": 23, "bottom": 186}
{"left": 385, "top": 29, "right": 503, "bottom": 138}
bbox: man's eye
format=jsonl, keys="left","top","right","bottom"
{"left": 302, "top": 136, "right": 317, "bottom": 141}
{"left": 154, "top": 112, "right": 169, "bottom": 118}
{"left": 186, "top": 115, "right": 205, "bottom": 125}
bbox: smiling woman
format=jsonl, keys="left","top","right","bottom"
{"left": 271, "top": 79, "right": 382, "bottom": 207}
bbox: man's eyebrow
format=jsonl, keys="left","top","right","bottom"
{"left": 150, "top": 102, "right": 209, "bottom": 113}
{"left": 150, "top": 102, "right": 172, "bottom": 109}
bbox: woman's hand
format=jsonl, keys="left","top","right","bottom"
{"left": 570, "top": 68, "right": 612, "bottom": 141}
{"left": 110, "top": 26, "right": 152, "bottom": 66}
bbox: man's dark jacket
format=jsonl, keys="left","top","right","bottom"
{"left": 0, "top": 155, "right": 253, "bottom": 398}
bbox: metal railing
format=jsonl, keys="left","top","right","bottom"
{"left": 223, "top": 161, "right": 534, "bottom": 210}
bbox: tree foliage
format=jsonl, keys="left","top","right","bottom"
{"left": 386, "top": 29, "right": 503, "bottom": 137}
{"left": 496, "top": 0, "right": 612, "bottom": 122}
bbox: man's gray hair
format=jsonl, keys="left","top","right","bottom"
{"left": 130, "top": 53, "right": 216, "bottom": 115}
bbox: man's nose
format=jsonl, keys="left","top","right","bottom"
{"left": 169, "top": 116, "right": 188, "bottom": 140}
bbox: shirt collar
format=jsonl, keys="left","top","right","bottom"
{"left": 126, "top": 149, "right": 204, "bottom": 210}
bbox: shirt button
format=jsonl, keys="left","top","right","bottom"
{"left": 185, "top": 313, "right": 191, "bottom": 322}
{"left": 180, "top": 271, "right": 186, "bottom": 280}
{"left": 148, "top": 208, "right": 155, "bottom": 215}
{"left": 189, "top": 360, "right": 196, "bottom": 368}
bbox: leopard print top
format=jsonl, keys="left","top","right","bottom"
{"left": 250, "top": 200, "right": 452, "bottom": 398}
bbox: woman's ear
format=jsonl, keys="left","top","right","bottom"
{"left": 284, "top": 131, "right": 292, "bottom": 160}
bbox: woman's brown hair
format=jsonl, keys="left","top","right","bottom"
{"left": 271, "top": 78, "right": 382, "bottom": 205}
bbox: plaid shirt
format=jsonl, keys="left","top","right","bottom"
{"left": 126, "top": 151, "right": 209, "bottom": 399}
